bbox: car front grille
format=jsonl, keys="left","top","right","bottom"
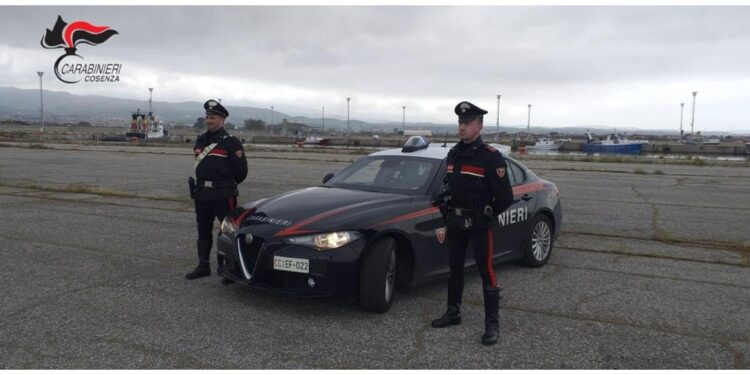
{"left": 237, "top": 234, "right": 264, "bottom": 279}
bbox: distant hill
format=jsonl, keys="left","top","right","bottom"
{"left": 0, "top": 87, "right": 745, "bottom": 136}
{"left": 0, "top": 86, "right": 283, "bottom": 127}
{"left": 0, "top": 86, "right": 395, "bottom": 131}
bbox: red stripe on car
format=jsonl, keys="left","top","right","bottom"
{"left": 513, "top": 181, "right": 544, "bottom": 196}
{"left": 232, "top": 206, "right": 256, "bottom": 226}
{"left": 273, "top": 201, "right": 379, "bottom": 237}
{"left": 368, "top": 206, "right": 440, "bottom": 228}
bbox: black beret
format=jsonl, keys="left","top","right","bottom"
{"left": 454, "top": 101, "right": 488, "bottom": 121}
{"left": 204, "top": 99, "right": 229, "bottom": 118}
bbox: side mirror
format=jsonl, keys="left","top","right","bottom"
{"left": 322, "top": 172, "right": 335, "bottom": 184}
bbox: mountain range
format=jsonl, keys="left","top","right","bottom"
{"left": 0, "top": 87, "right": 745, "bottom": 136}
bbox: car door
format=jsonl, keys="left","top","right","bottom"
{"left": 492, "top": 159, "right": 537, "bottom": 260}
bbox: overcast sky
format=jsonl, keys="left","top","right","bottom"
{"left": 1, "top": 6, "right": 749, "bottom": 131}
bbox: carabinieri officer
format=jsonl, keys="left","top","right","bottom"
{"left": 186, "top": 99, "right": 248, "bottom": 281}
{"left": 432, "top": 101, "right": 514, "bottom": 346}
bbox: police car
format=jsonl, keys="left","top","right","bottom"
{"left": 217, "top": 137, "right": 562, "bottom": 313}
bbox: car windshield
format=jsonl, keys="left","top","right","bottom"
{"left": 325, "top": 155, "right": 442, "bottom": 196}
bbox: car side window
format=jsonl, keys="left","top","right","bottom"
{"left": 434, "top": 162, "right": 448, "bottom": 196}
{"left": 504, "top": 160, "right": 517, "bottom": 186}
{"left": 509, "top": 161, "right": 526, "bottom": 186}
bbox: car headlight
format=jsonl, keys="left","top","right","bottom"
{"left": 220, "top": 217, "right": 238, "bottom": 235}
{"left": 284, "top": 231, "right": 361, "bottom": 251}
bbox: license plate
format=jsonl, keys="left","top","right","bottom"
{"left": 273, "top": 256, "right": 309, "bottom": 274}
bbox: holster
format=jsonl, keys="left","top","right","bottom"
{"left": 188, "top": 177, "right": 196, "bottom": 200}
{"left": 433, "top": 192, "right": 451, "bottom": 219}
{"left": 445, "top": 208, "right": 491, "bottom": 229}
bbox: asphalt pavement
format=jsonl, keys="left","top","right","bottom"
{"left": 0, "top": 143, "right": 748, "bottom": 368}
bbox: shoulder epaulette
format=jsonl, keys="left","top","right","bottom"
{"left": 483, "top": 144, "right": 498, "bottom": 153}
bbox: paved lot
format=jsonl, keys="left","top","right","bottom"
{"left": 0, "top": 143, "right": 749, "bottom": 369}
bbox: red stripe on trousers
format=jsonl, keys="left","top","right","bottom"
{"left": 487, "top": 229, "right": 497, "bottom": 287}
{"left": 228, "top": 197, "right": 236, "bottom": 211}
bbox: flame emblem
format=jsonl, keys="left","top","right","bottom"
{"left": 40, "top": 16, "right": 119, "bottom": 83}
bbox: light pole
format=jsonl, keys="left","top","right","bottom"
{"left": 346, "top": 97, "right": 351, "bottom": 137}
{"left": 496, "top": 94, "right": 501, "bottom": 141}
{"left": 526, "top": 104, "right": 532, "bottom": 140}
{"left": 322, "top": 106, "right": 325, "bottom": 133}
{"left": 148, "top": 88, "right": 153, "bottom": 119}
{"left": 270, "top": 105, "right": 274, "bottom": 130}
{"left": 679, "top": 102, "right": 684, "bottom": 138}
{"left": 37, "top": 72, "right": 44, "bottom": 133}
{"left": 402, "top": 105, "right": 406, "bottom": 136}
{"left": 690, "top": 91, "right": 697, "bottom": 136}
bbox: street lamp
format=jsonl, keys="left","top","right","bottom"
{"left": 496, "top": 94, "right": 501, "bottom": 141}
{"left": 402, "top": 105, "right": 406, "bottom": 136}
{"left": 37, "top": 72, "right": 44, "bottom": 133}
{"left": 526, "top": 104, "right": 532, "bottom": 140}
{"left": 679, "top": 102, "right": 685, "bottom": 138}
{"left": 346, "top": 97, "right": 351, "bottom": 137}
{"left": 690, "top": 91, "right": 697, "bottom": 135}
{"left": 148, "top": 87, "right": 153, "bottom": 114}
{"left": 322, "top": 106, "right": 325, "bottom": 133}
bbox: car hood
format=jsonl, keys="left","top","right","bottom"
{"left": 238, "top": 187, "right": 413, "bottom": 236}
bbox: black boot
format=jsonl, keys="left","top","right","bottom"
{"left": 481, "top": 287, "right": 500, "bottom": 346}
{"left": 185, "top": 239, "right": 212, "bottom": 280}
{"left": 431, "top": 281, "right": 463, "bottom": 328}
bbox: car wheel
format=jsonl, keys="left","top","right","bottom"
{"left": 522, "top": 215, "right": 553, "bottom": 267}
{"left": 358, "top": 237, "right": 397, "bottom": 313}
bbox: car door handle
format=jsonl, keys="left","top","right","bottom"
{"left": 521, "top": 194, "right": 533, "bottom": 201}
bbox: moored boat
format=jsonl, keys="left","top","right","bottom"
{"left": 526, "top": 138, "right": 562, "bottom": 151}
{"left": 583, "top": 131, "right": 645, "bottom": 154}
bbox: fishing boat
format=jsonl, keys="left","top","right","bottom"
{"left": 583, "top": 131, "right": 645, "bottom": 154}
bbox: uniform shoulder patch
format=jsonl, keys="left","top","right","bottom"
{"left": 483, "top": 144, "right": 498, "bottom": 152}
{"left": 496, "top": 167, "right": 506, "bottom": 178}
{"left": 235, "top": 150, "right": 244, "bottom": 158}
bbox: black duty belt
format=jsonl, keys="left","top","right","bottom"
{"left": 197, "top": 180, "right": 235, "bottom": 189}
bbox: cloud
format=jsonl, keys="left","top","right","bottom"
{"left": 1, "top": 6, "right": 749, "bottom": 131}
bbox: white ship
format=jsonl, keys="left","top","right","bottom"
{"left": 125, "top": 109, "right": 170, "bottom": 141}
{"left": 525, "top": 138, "right": 563, "bottom": 151}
